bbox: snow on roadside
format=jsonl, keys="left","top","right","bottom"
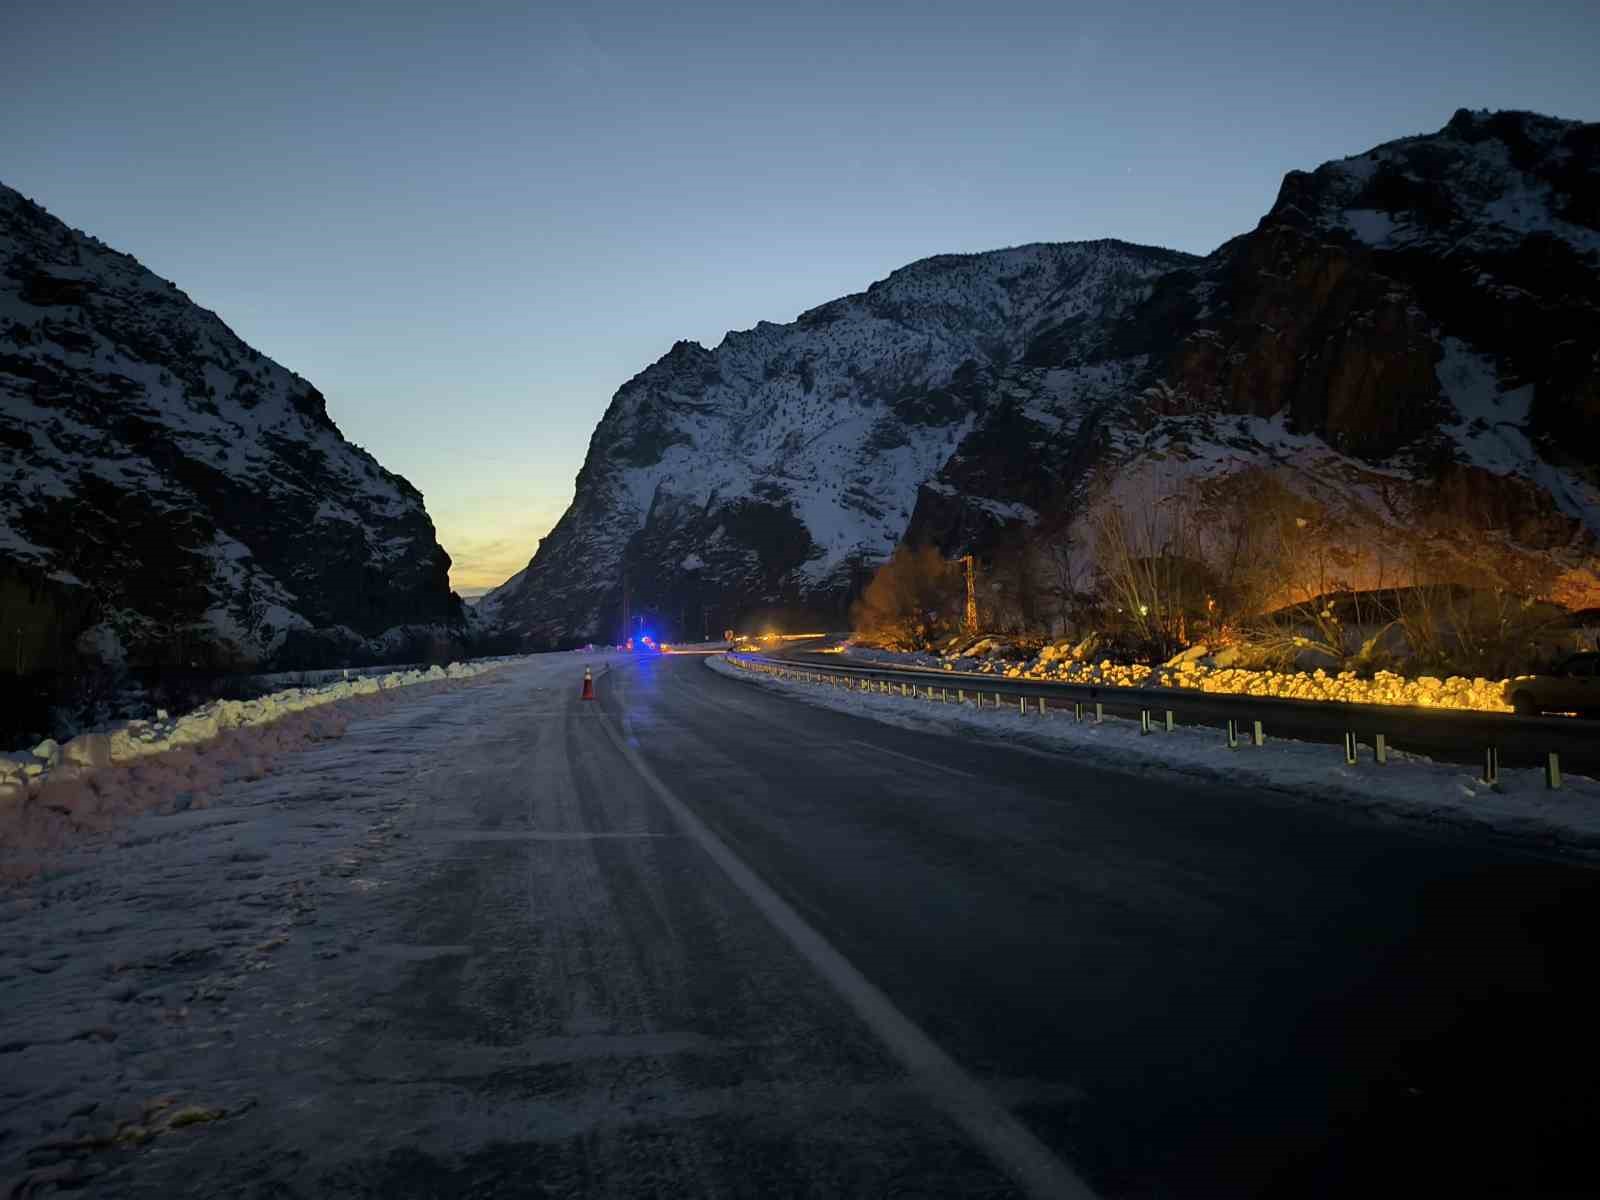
{"left": 841, "top": 643, "right": 1516, "bottom": 713}
{"left": 0, "top": 655, "right": 590, "bottom": 1190}
{"left": 709, "top": 656, "right": 1600, "bottom": 851}
{"left": 0, "top": 653, "right": 613, "bottom": 877}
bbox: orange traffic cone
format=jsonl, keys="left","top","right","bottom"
{"left": 581, "top": 667, "right": 595, "bottom": 701}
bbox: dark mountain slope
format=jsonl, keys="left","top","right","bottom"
{"left": 0, "top": 184, "right": 463, "bottom": 679}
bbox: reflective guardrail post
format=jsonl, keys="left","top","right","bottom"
{"left": 1547, "top": 752, "right": 1562, "bottom": 790}
{"left": 1375, "top": 734, "right": 1387, "bottom": 765}
{"left": 1140, "top": 709, "right": 1152, "bottom": 735}
{"left": 1226, "top": 718, "right": 1240, "bottom": 749}
{"left": 1164, "top": 710, "right": 1175, "bottom": 732}
{"left": 1482, "top": 746, "right": 1500, "bottom": 787}
{"left": 1343, "top": 731, "right": 1358, "bottom": 764}
{"left": 1252, "top": 720, "right": 1265, "bottom": 747}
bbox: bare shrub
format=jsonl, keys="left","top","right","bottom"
{"left": 1089, "top": 484, "right": 1214, "bottom": 661}
{"left": 1181, "top": 471, "right": 1391, "bottom": 666}
{"left": 48, "top": 661, "right": 131, "bottom": 739}
{"left": 850, "top": 545, "right": 962, "bottom": 650}
{"left": 1026, "top": 516, "right": 1098, "bottom": 640}
{"left": 982, "top": 537, "right": 1050, "bottom": 637}
{"left": 1396, "top": 584, "right": 1571, "bottom": 678}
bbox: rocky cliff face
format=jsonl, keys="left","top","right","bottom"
{"left": 0, "top": 184, "right": 463, "bottom": 677}
{"left": 1055, "top": 108, "right": 1600, "bottom": 609}
{"left": 488, "top": 109, "right": 1600, "bottom": 643}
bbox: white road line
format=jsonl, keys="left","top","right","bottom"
{"left": 849, "top": 740, "right": 977, "bottom": 780}
{"left": 593, "top": 710, "right": 1097, "bottom": 1200}
{"left": 447, "top": 830, "right": 673, "bottom": 842}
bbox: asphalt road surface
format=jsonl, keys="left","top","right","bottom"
{"left": 9, "top": 653, "right": 1598, "bottom": 1197}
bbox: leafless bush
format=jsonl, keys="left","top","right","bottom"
{"left": 1089, "top": 485, "right": 1214, "bottom": 661}
{"left": 850, "top": 544, "right": 963, "bottom": 650}
{"left": 48, "top": 661, "right": 131, "bottom": 737}
{"left": 1180, "top": 470, "right": 1399, "bottom": 667}
{"left": 1396, "top": 584, "right": 1570, "bottom": 678}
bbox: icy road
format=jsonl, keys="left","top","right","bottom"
{"left": 4, "top": 653, "right": 1598, "bottom": 1197}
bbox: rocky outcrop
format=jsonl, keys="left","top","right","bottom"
{"left": 1151, "top": 108, "right": 1600, "bottom": 459}
{"left": 0, "top": 184, "right": 463, "bottom": 678}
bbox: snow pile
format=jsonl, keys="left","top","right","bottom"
{"left": 713, "top": 655, "right": 1600, "bottom": 848}
{"left": 0, "top": 655, "right": 556, "bottom": 870}
{"left": 1164, "top": 663, "right": 1511, "bottom": 711}
{"left": 843, "top": 643, "right": 1514, "bottom": 713}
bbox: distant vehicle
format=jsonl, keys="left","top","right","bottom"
{"left": 1507, "top": 653, "right": 1600, "bottom": 717}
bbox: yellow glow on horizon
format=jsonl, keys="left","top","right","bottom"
{"left": 435, "top": 501, "right": 567, "bottom": 595}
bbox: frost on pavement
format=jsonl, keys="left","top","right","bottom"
{"left": 710, "top": 656, "right": 1600, "bottom": 849}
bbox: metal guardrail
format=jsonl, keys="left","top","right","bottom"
{"left": 726, "top": 652, "right": 1584, "bottom": 788}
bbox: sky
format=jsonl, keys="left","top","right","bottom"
{"left": 4, "top": 1, "right": 1597, "bottom": 593}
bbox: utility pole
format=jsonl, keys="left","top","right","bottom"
{"left": 961, "top": 555, "right": 978, "bottom": 635}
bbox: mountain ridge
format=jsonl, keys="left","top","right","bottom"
{"left": 481, "top": 236, "right": 1197, "bottom": 639}
{"left": 486, "top": 108, "right": 1600, "bottom": 644}
{"left": 0, "top": 182, "right": 465, "bottom": 683}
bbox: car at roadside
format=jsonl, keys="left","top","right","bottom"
{"left": 1506, "top": 652, "right": 1600, "bottom": 717}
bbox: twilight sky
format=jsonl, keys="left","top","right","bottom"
{"left": 5, "top": 0, "right": 1596, "bottom": 592}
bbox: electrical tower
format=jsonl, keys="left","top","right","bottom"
{"left": 960, "top": 554, "right": 978, "bottom": 634}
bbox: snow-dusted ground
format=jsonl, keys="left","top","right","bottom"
{"left": 711, "top": 656, "right": 1600, "bottom": 851}
{"left": 1, "top": 650, "right": 1043, "bottom": 1197}
{"left": 0, "top": 654, "right": 597, "bottom": 880}
{"left": 0, "top": 652, "right": 625, "bottom": 1192}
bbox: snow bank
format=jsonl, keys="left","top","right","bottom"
{"left": 845, "top": 643, "right": 1514, "bottom": 713}
{"left": 0, "top": 656, "right": 534, "bottom": 873}
{"left": 712, "top": 655, "right": 1600, "bottom": 850}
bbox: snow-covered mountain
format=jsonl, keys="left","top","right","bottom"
{"left": 488, "top": 109, "right": 1599, "bottom": 644}
{"left": 0, "top": 184, "right": 463, "bottom": 676}
{"left": 482, "top": 240, "right": 1195, "bottom": 641}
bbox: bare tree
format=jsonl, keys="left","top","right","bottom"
{"left": 1088, "top": 480, "right": 1212, "bottom": 660}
